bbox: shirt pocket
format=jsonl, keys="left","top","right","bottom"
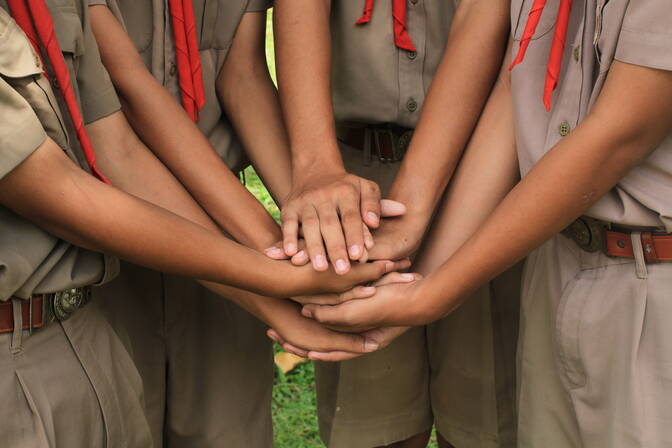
{"left": 51, "top": 8, "right": 86, "bottom": 70}
{"left": 0, "top": 15, "right": 43, "bottom": 79}
{"left": 594, "top": 0, "right": 618, "bottom": 73}
{"left": 209, "top": 0, "right": 247, "bottom": 51}
{"left": 511, "top": 0, "right": 558, "bottom": 42}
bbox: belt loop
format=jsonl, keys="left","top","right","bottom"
{"left": 631, "top": 231, "right": 648, "bottom": 280}
{"left": 10, "top": 299, "right": 23, "bottom": 355}
{"left": 363, "top": 128, "right": 373, "bottom": 166}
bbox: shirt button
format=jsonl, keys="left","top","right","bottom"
{"left": 559, "top": 121, "right": 571, "bottom": 137}
{"left": 169, "top": 63, "right": 178, "bottom": 77}
{"left": 407, "top": 99, "right": 418, "bottom": 112}
{"left": 407, "top": 51, "right": 417, "bottom": 60}
{"left": 573, "top": 46, "right": 580, "bottom": 62}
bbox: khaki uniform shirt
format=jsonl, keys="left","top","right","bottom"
{"left": 90, "top": 0, "right": 271, "bottom": 172}
{"left": 0, "top": 3, "right": 120, "bottom": 300}
{"left": 511, "top": 0, "right": 672, "bottom": 231}
{"left": 330, "top": 0, "right": 457, "bottom": 128}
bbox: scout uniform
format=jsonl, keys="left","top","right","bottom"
{"left": 89, "top": 0, "right": 274, "bottom": 446}
{"left": 509, "top": 0, "right": 672, "bottom": 446}
{"left": 0, "top": 2, "right": 151, "bottom": 446}
{"left": 317, "top": 1, "right": 520, "bottom": 447}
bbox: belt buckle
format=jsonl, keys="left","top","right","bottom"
{"left": 373, "top": 129, "right": 395, "bottom": 163}
{"left": 373, "top": 129, "right": 412, "bottom": 163}
{"left": 562, "top": 217, "right": 607, "bottom": 253}
{"left": 50, "top": 287, "right": 91, "bottom": 322}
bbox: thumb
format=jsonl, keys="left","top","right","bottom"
{"left": 380, "top": 199, "right": 406, "bottom": 218}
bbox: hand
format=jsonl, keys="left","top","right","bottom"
{"left": 280, "top": 169, "right": 390, "bottom": 274}
{"left": 265, "top": 199, "right": 407, "bottom": 266}
{"left": 265, "top": 301, "right": 381, "bottom": 362}
{"left": 301, "top": 273, "right": 440, "bottom": 328}
{"left": 366, "top": 209, "right": 431, "bottom": 262}
{"left": 286, "top": 258, "right": 411, "bottom": 297}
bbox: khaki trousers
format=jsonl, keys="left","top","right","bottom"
{"left": 96, "top": 262, "right": 274, "bottom": 448}
{"left": 0, "top": 299, "right": 152, "bottom": 447}
{"left": 315, "top": 143, "right": 520, "bottom": 448}
{"left": 518, "top": 233, "right": 672, "bottom": 447}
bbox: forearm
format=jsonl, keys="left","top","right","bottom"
{"left": 218, "top": 12, "right": 292, "bottom": 205}
{"left": 274, "top": 0, "right": 343, "bottom": 177}
{"left": 388, "top": 0, "right": 510, "bottom": 220}
{"left": 420, "top": 62, "right": 672, "bottom": 317}
{"left": 0, "top": 139, "right": 296, "bottom": 296}
{"left": 89, "top": 5, "right": 279, "bottom": 250}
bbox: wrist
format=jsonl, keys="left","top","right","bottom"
{"left": 291, "top": 145, "right": 344, "bottom": 181}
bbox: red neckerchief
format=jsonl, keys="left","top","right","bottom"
{"left": 8, "top": 0, "right": 110, "bottom": 183}
{"left": 167, "top": 0, "right": 205, "bottom": 122}
{"left": 509, "top": 0, "right": 574, "bottom": 111}
{"left": 355, "top": 0, "right": 416, "bottom": 52}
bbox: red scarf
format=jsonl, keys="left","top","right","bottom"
{"left": 8, "top": 0, "right": 109, "bottom": 183}
{"left": 167, "top": 0, "right": 205, "bottom": 122}
{"left": 509, "top": 0, "right": 574, "bottom": 111}
{"left": 355, "top": 0, "right": 416, "bottom": 52}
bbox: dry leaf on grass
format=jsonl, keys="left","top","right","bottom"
{"left": 274, "top": 351, "right": 309, "bottom": 373}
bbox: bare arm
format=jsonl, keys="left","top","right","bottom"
{"left": 89, "top": 5, "right": 278, "bottom": 251}
{"left": 217, "top": 12, "right": 292, "bottom": 205}
{"left": 368, "top": 0, "right": 511, "bottom": 261}
{"left": 304, "top": 61, "right": 672, "bottom": 327}
{"left": 273, "top": 0, "right": 384, "bottom": 272}
{"left": 0, "top": 138, "right": 391, "bottom": 298}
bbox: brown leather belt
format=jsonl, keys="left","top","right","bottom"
{"left": 0, "top": 286, "right": 92, "bottom": 334}
{"left": 337, "top": 125, "right": 413, "bottom": 163}
{"left": 563, "top": 217, "right": 672, "bottom": 262}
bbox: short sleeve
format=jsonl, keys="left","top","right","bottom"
{"left": 245, "top": 0, "right": 272, "bottom": 13}
{"left": 615, "top": 0, "right": 672, "bottom": 72}
{"left": 73, "top": 1, "right": 121, "bottom": 123}
{"left": 87, "top": 0, "right": 108, "bottom": 5}
{"left": 0, "top": 13, "right": 47, "bottom": 180}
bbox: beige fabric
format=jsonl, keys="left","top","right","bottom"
{"left": 95, "top": 262, "right": 274, "bottom": 447}
{"left": 518, "top": 234, "right": 672, "bottom": 447}
{"left": 315, "top": 144, "right": 520, "bottom": 448}
{"left": 0, "top": 301, "right": 152, "bottom": 447}
{"left": 330, "top": 0, "right": 457, "bottom": 129}
{"left": 510, "top": 0, "right": 672, "bottom": 231}
{"left": 95, "top": 0, "right": 271, "bottom": 172}
{"left": 0, "top": 6, "right": 117, "bottom": 301}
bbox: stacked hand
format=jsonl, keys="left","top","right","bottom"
{"left": 262, "top": 170, "right": 431, "bottom": 361}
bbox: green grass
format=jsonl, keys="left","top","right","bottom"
{"left": 254, "top": 11, "right": 438, "bottom": 447}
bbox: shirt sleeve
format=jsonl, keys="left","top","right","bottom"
{"left": 87, "top": 0, "right": 108, "bottom": 5}
{"left": 245, "top": 0, "right": 272, "bottom": 13}
{"left": 0, "top": 76, "right": 47, "bottom": 180}
{"left": 74, "top": 3, "right": 122, "bottom": 124}
{"left": 615, "top": 0, "right": 672, "bottom": 72}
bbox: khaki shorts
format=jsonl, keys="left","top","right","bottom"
{"left": 518, "top": 233, "right": 672, "bottom": 447}
{"left": 314, "top": 142, "right": 520, "bottom": 448}
{"left": 96, "top": 262, "right": 274, "bottom": 448}
{"left": 0, "top": 298, "right": 151, "bottom": 447}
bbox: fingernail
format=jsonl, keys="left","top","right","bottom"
{"left": 367, "top": 212, "right": 379, "bottom": 224}
{"left": 361, "top": 286, "right": 376, "bottom": 294}
{"left": 364, "top": 340, "right": 379, "bottom": 352}
{"left": 335, "top": 259, "right": 349, "bottom": 273}
{"left": 385, "top": 261, "right": 395, "bottom": 271}
{"left": 295, "top": 250, "right": 306, "bottom": 259}
{"left": 302, "top": 308, "right": 313, "bottom": 318}
{"left": 285, "top": 243, "right": 297, "bottom": 254}
{"left": 264, "top": 247, "right": 283, "bottom": 257}
{"left": 401, "top": 273, "right": 416, "bottom": 281}
{"left": 349, "top": 244, "right": 361, "bottom": 258}
{"left": 313, "top": 254, "right": 327, "bottom": 270}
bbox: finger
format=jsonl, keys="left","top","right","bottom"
{"left": 301, "top": 206, "right": 329, "bottom": 271}
{"left": 303, "top": 301, "right": 376, "bottom": 328}
{"left": 362, "top": 223, "right": 374, "bottom": 251}
{"left": 264, "top": 241, "right": 288, "bottom": 260}
{"left": 359, "top": 180, "right": 382, "bottom": 229}
{"left": 316, "top": 204, "right": 350, "bottom": 274}
{"left": 307, "top": 350, "right": 365, "bottom": 362}
{"left": 373, "top": 272, "right": 419, "bottom": 287}
{"left": 380, "top": 199, "right": 407, "bottom": 218}
{"left": 291, "top": 240, "right": 310, "bottom": 266}
{"left": 338, "top": 285, "right": 377, "bottom": 302}
{"left": 361, "top": 326, "right": 409, "bottom": 349}
{"left": 281, "top": 208, "right": 300, "bottom": 256}
{"left": 338, "top": 200, "right": 365, "bottom": 262}
{"left": 292, "top": 294, "right": 342, "bottom": 306}
{"left": 267, "top": 329, "right": 282, "bottom": 343}
{"left": 374, "top": 258, "right": 412, "bottom": 273}
{"left": 282, "top": 342, "right": 309, "bottom": 358}
{"left": 349, "top": 260, "right": 388, "bottom": 285}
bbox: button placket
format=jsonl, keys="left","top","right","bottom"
{"left": 397, "top": 0, "right": 425, "bottom": 125}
